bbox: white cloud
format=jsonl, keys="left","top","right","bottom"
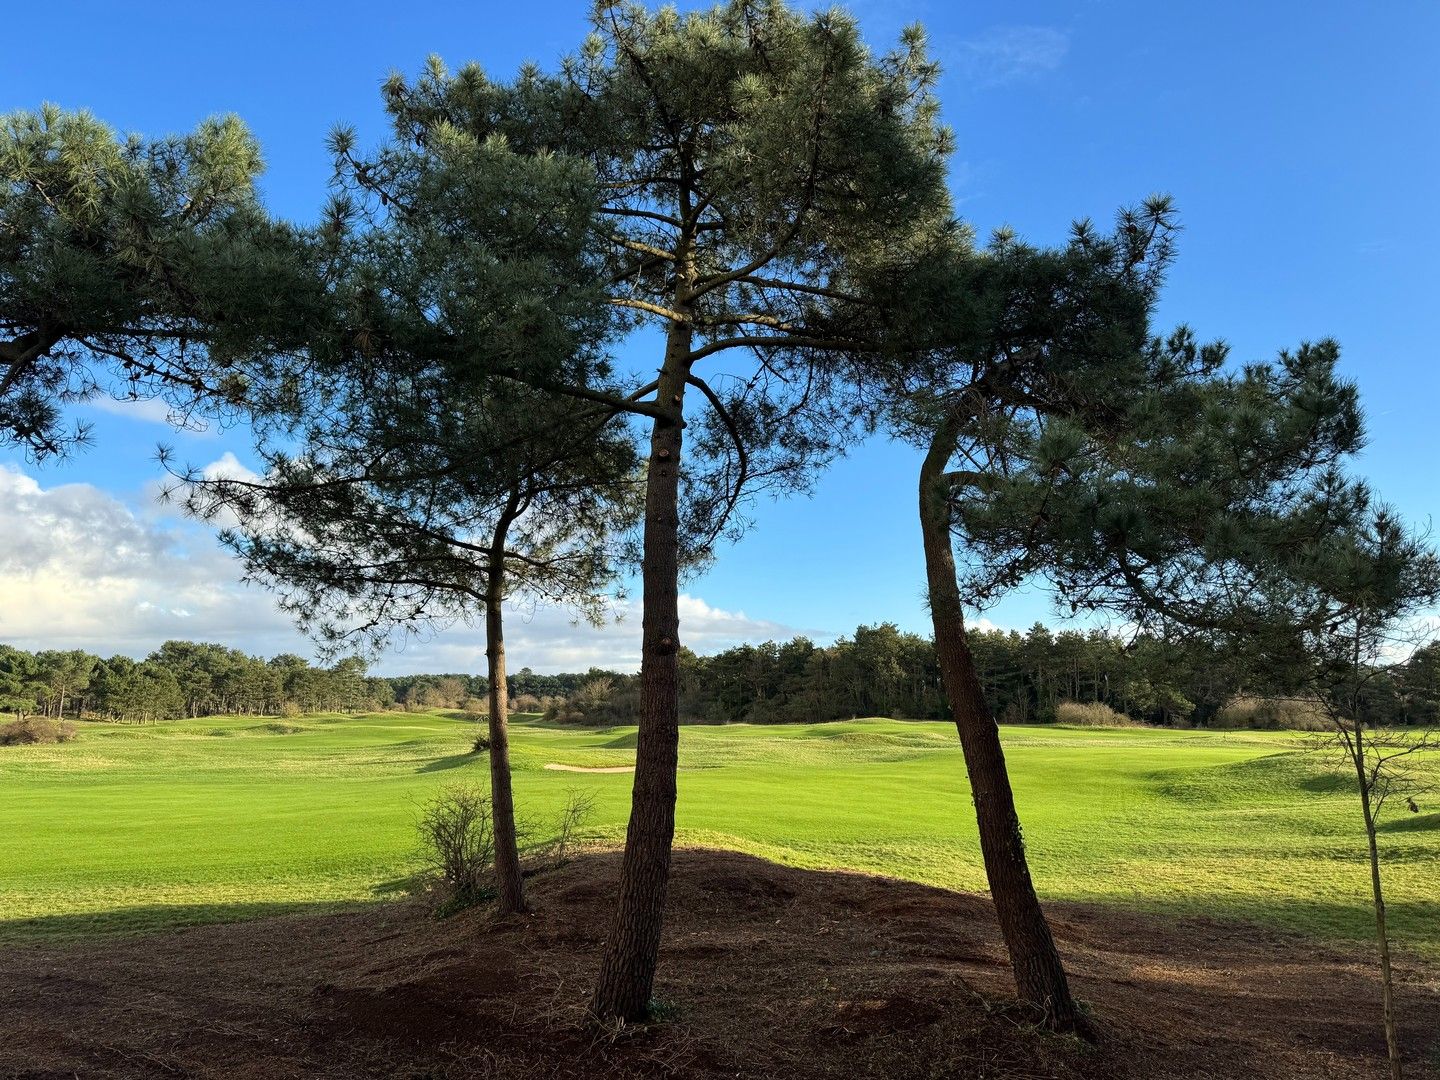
{"left": 199, "top": 451, "right": 261, "bottom": 483}
{"left": 341, "top": 594, "right": 802, "bottom": 676}
{"left": 0, "top": 464, "right": 304, "bottom": 658}
{"left": 0, "top": 465, "right": 802, "bottom": 675}
{"left": 953, "top": 26, "right": 1069, "bottom": 87}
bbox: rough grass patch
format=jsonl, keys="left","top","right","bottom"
{"left": 1055, "top": 701, "right": 1139, "bottom": 727}
{"left": 1213, "top": 695, "right": 1330, "bottom": 731}
{"left": 0, "top": 718, "right": 79, "bottom": 745}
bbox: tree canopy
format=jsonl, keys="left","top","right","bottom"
{"left": 0, "top": 105, "right": 309, "bottom": 457}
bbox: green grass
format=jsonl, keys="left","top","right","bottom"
{"left": 2, "top": 711, "right": 1437, "bottom": 957}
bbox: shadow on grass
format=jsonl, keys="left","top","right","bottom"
{"left": 371, "top": 874, "right": 426, "bottom": 896}
{"left": 0, "top": 899, "right": 379, "bottom": 945}
{"left": 415, "top": 752, "right": 482, "bottom": 774}
{"left": 1380, "top": 812, "right": 1440, "bottom": 833}
{"left": 1052, "top": 889, "right": 1440, "bottom": 958}
{"left": 1297, "top": 771, "right": 1353, "bottom": 795}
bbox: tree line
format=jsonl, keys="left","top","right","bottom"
{"left": 0, "top": 641, "right": 391, "bottom": 723}
{"left": 542, "top": 621, "right": 1440, "bottom": 729}
{"left": 14, "top": 618, "right": 1431, "bottom": 732}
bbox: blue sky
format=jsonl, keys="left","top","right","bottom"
{"left": 3, "top": 1, "right": 1437, "bottom": 672}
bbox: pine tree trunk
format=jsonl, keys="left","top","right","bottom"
{"left": 591, "top": 320, "right": 690, "bottom": 1023}
{"left": 919, "top": 423, "right": 1091, "bottom": 1038}
{"left": 486, "top": 563, "right": 526, "bottom": 916}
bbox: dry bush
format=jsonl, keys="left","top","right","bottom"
{"left": 0, "top": 718, "right": 79, "bottom": 745}
{"left": 542, "top": 679, "right": 639, "bottom": 726}
{"left": 998, "top": 700, "right": 1029, "bottom": 725}
{"left": 509, "top": 693, "right": 544, "bottom": 714}
{"left": 1055, "top": 701, "right": 1139, "bottom": 727}
{"left": 416, "top": 784, "right": 495, "bottom": 910}
{"left": 545, "top": 790, "right": 596, "bottom": 868}
{"left": 1213, "top": 695, "right": 1330, "bottom": 731}
{"left": 544, "top": 706, "right": 591, "bottom": 725}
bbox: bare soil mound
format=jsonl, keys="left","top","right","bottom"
{"left": 2, "top": 848, "right": 1436, "bottom": 1079}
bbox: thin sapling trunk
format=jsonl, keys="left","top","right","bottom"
{"left": 486, "top": 499, "right": 526, "bottom": 915}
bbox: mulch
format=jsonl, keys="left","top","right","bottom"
{"left": 2, "top": 847, "right": 1436, "bottom": 1079}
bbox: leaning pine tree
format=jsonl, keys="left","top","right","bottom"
{"left": 892, "top": 200, "right": 1383, "bottom": 1034}
{"left": 355, "top": 0, "right": 956, "bottom": 1021}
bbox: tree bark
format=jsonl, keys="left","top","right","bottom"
{"left": 486, "top": 562, "right": 526, "bottom": 916}
{"left": 919, "top": 421, "right": 1092, "bottom": 1038}
{"left": 590, "top": 318, "right": 691, "bottom": 1023}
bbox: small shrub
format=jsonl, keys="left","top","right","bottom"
{"left": 0, "top": 718, "right": 79, "bottom": 745}
{"left": 416, "top": 784, "right": 495, "bottom": 911}
{"left": 471, "top": 734, "right": 491, "bottom": 754}
{"left": 998, "top": 701, "right": 1029, "bottom": 725}
{"left": 1055, "top": 701, "right": 1138, "bottom": 727}
{"left": 545, "top": 789, "right": 597, "bottom": 868}
{"left": 278, "top": 701, "right": 303, "bottom": 719}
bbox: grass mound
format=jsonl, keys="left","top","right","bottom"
{"left": 1, "top": 849, "right": 1432, "bottom": 1079}
{"left": 256, "top": 722, "right": 306, "bottom": 735}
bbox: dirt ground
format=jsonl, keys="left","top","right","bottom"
{"left": 2, "top": 848, "right": 1436, "bottom": 1079}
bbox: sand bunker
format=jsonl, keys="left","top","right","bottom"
{"left": 543, "top": 763, "right": 635, "bottom": 773}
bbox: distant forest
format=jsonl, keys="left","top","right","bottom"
{"left": 546, "top": 623, "right": 1440, "bottom": 730}
{"left": 4, "top": 623, "right": 1439, "bottom": 728}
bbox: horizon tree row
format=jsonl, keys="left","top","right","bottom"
{"left": 10, "top": 622, "right": 1440, "bottom": 730}
{"left": 545, "top": 622, "right": 1440, "bottom": 730}
{"left": 0, "top": 642, "right": 391, "bottom": 722}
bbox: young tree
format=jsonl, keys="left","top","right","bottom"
{"left": 178, "top": 385, "right": 639, "bottom": 914}
{"left": 1274, "top": 510, "right": 1440, "bottom": 1080}
{"left": 0, "top": 105, "right": 309, "bottom": 458}
{"left": 360, "top": 0, "right": 954, "bottom": 1020}
{"left": 173, "top": 124, "right": 642, "bottom": 916}
{"left": 898, "top": 203, "right": 1379, "bottom": 1033}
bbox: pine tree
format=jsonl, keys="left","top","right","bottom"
{"left": 172, "top": 124, "right": 641, "bottom": 916}
{"left": 349, "top": 0, "right": 955, "bottom": 1019}
{"left": 897, "top": 201, "right": 1382, "bottom": 1033}
{"left": 0, "top": 105, "right": 309, "bottom": 457}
